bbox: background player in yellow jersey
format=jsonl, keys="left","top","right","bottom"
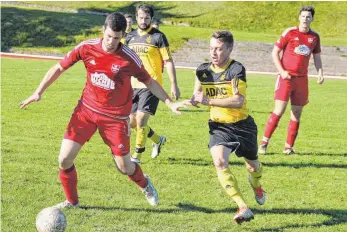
{"left": 186, "top": 30, "right": 265, "bottom": 224}
{"left": 125, "top": 4, "right": 180, "bottom": 163}
{"left": 151, "top": 18, "right": 160, "bottom": 30}
{"left": 120, "top": 14, "right": 135, "bottom": 44}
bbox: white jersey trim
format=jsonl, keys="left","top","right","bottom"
{"left": 122, "top": 45, "right": 142, "bottom": 68}
{"left": 281, "top": 26, "right": 297, "bottom": 37}
{"left": 74, "top": 38, "right": 101, "bottom": 50}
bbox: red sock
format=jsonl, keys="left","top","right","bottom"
{"left": 59, "top": 164, "right": 78, "bottom": 204}
{"left": 128, "top": 163, "right": 148, "bottom": 188}
{"left": 262, "top": 113, "right": 281, "bottom": 144}
{"left": 286, "top": 120, "right": 300, "bottom": 148}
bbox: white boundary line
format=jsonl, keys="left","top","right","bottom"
{"left": 1, "top": 52, "right": 346, "bottom": 80}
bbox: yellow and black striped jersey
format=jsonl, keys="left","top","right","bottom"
{"left": 120, "top": 28, "right": 135, "bottom": 44}
{"left": 125, "top": 26, "right": 172, "bottom": 88}
{"left": 196, "top": 58, "right": 249, "bottom": 123}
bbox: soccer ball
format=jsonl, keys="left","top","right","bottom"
{"left": 36, "top": 207, "right": 67, "bottom": 232}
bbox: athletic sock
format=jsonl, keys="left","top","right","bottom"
{"left": 128, "top": 163, "right": 148, "bottom": 188}
{"left": 147, "top": 126, "right": 160, "bottom": 144}
{"left": 248, "top": 162, "right": 263, "bottom": 188}
{"left": 262, "top": 113, "right": 281, "bottom": 145}
{"left": 132, "top": 126, "right": 150, "bottom": 159}
{"left": 59, "top": 164, "right": 78, "bottom": 204}
{"left": 286, "top": 120, "right": 300, "bottom": 149}
{"left": 217, "top": 168, "right": 247, "bottom": 208}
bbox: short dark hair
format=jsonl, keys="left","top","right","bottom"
{"left": 299, "top": 5, "right": 315, "bottom": 18}
{"left": 104, "top": 12, "right": 127, "bottom": 32}
{"left": 124, "top": 13, "right": 132, "bottom": 19}
{"left": 212, "top": 30, "right": 234, "bottom": 48}
{"left": 136, "top": 4, "right": 154, "bottom": 18}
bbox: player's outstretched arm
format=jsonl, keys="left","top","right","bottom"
{"left": 313, "top": 53, "right": 324, "bottom": 84}
{"left": 145, "top": 79, "right": 186, "bottom": 114}
{"left": 20, "top": 63, "right": 65, "bottom": 109}
{"left": 184, "top": 76, "right": 203, "bottom": 107}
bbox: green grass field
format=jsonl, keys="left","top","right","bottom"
{"left": 2, "top": 58, "right": 347, "bottom": 231}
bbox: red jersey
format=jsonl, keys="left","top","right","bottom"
{"left": 275, "top": 26, "right": 321, "bottom": 77}
{"left": 60, "top": 38, "right": 151, "bottom": 117}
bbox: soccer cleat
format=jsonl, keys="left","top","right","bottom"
{"left": 54, "top": 200, "right": 79, "bottom": 209}
{"left": 151, "top": 136, "right": 166, "bottom": 159}
{"left": 233, "top": 207, "right": 254, "bottom": 224}
{"left": 283, "top": 147, "right": 295, "bottom": 155}
{"left": 258, "top": 144, "right": 268, "bottom": 155}
{"left": 248, "top": 175, "right": 266, "bottom": 205}
{"left": 142, "top": 175, "right": 159, "bottom": 206}
{"left": 130, "top": 156, "right": 141, "bottom": 164}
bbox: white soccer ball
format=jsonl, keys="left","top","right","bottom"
{"left": 36, "top": 207, "right": 67, "bottom": 232}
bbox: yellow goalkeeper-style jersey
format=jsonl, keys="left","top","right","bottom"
{"left": 196, "top": 58, "right": 249, "bottom": 123}
{"left": 125, "top": 26, "right": 172, "bottom": 88}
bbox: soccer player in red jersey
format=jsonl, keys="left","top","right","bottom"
{"left": 20, "top": 12, "right": 186, "bottom": 208}
{"left": 259, "top": 6, "right": 324, "bottom": 155}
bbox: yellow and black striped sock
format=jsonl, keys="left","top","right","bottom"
{"left": 248, "top": 162, "right": 263, "bottom": 188}
{"left": 132, "top": 126, "right": 150, "bottom": 159}
{"left": 217, "top": 168, "right": 247, "bottom": 208}
{"left": 147, "top": 126, "right": 160, "bottom": 144}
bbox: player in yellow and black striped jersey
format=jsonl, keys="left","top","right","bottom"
{"left": 120, "top": 13, "right": 135, "bottom": 44}
{"left": 187, "top": 30, "right": 266, "bottom": 225}
{"left": 125, "top": 4, "right": 180, "bottom": 163}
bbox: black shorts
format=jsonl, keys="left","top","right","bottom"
{"left": 208, "top": 116, "right": 258, "bottom": 160}
{"left": 131, "top": 88, "right": 159, "bottom": 115}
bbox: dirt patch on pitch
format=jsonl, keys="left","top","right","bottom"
{"left": 172, "top": 39, "right": 347, "bottom": 76}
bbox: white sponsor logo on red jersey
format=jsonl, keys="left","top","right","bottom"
{"left": 91, "top": 72, "right": 115, "bottom": 90}
{"left": 294, "top": 45, "right": 310, "bottom": 56}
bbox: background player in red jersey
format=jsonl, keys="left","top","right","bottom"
{"left": 20, "top": 12, "right": 185, "bottom": 208}
{"left": 259, "top": 6, "right": 324, "bottom": 155}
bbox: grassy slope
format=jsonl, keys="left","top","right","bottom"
{"left": 2, "top": 58, "right": 347, "bottom": 231}
{"left": 21, "top": 1, "right": 347, "bottom": 37}
{"left": 1, "top": 2, "right": 347, "bottom": 55}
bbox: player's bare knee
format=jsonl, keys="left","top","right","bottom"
{"left": 273, "top": 109, "right": 285, "bottom": 116}
{"left": 246, "top": 164, "right": 256, "bottom": 172}
{"left": 118, "top": 166, "right": 133, "bottom": 175}
{"left": 130, "top": 116, "right": 137, "bottom": 129}
{"left": 114, "top": 162, "right": 134, "bottom": 175}
{"left": 137, "top": 120, "right": 147, "bottom": 128}
{"left": 214, "top": 159, "right": 228, "bottom": 170}
{"left": 246, "top": 161, "right": 259, "bottom": 172}
{"left": 58, "top": 156, "right": 74, "bottom": 169}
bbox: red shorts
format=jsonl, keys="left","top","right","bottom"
{"left": 274, "top": 75, "right": 309, "bottom": 106}
{"left": 64, "top": 103, "right": 130, "bottom": 156}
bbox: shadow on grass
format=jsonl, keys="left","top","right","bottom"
{"left": 250, "top": 110, "right": 273, "bottom": 115}
{"left": 78, "top": 3, "right": 205, "bottom": 20}
{"left": 177, "top": 203, "right": 347, "bottom": 231}
{"left": 80, "top": 203, "right": 347, "bottom": 230}
{"left": 296, "top": 152, "right": 347, "bottom": 157}
{"left": 180, "top": 109, "right": 210, "bottom": 112}
{"left": 164, "top": 157, "right": 347, "bottom": 169}
{"left": 1, "top": 3, "right": 205, "bottom": 52}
